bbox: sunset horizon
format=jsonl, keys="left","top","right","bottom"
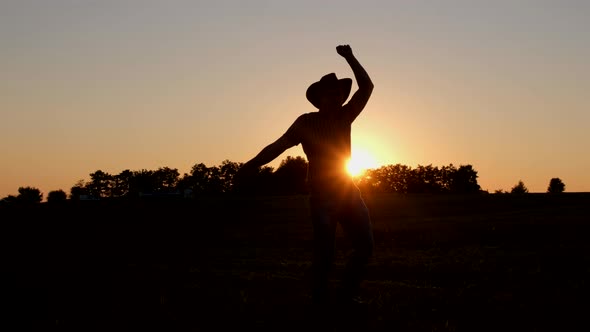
{"left": 2, "top": 1, "right": 589, "bottom": 198}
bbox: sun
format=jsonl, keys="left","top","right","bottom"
{"left": 346, "top": 148, "right": 379, "bottom": 177}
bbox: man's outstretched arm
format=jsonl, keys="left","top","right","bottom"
{"left": 236, "top": 115, "right": 303, "bottom": 185}
{"left": 237, "top": 135, "right": 295, "bottom": 176}
{"left": 337, "top": 45, "right": 374, "bottom": 121}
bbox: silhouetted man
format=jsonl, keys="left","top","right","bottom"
{"left": 237, "top": 45, "right": 374, "bottom": 307}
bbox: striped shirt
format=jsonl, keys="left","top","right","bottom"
{"left": 281, "top": 107, "right": 359, "bottom": 195}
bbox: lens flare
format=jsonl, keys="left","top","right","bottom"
{"left": 346, "top": 148, "right": 379, "bottom": 177}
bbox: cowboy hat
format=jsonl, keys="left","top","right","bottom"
{"left": 306, "top": 73, "right": 352, "bottom": 109}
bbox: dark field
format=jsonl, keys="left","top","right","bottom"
{"left": 3, "top": 193, "right": 590, "bottom": 331}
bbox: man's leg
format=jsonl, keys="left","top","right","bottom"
{"left": 309, "top": 198, "right": 337, "bottom": 304}
{"left": 338, "top": 195, "right": 374, "bottom": 301}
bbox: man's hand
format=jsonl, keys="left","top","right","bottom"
{"left": 336, "top": 44, "right": 353, "bottom": 59}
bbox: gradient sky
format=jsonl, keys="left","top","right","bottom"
{"left": 1, "top": 0, "right": 589, "bottom": 198}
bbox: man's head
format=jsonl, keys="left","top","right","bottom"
{"left": 306, "top": 73, "right": 352, "bottom": 110}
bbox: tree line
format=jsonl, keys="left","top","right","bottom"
{"left": 1, "top": 156, "right": 566, "bottom": 205}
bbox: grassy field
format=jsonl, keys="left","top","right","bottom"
{"left": 2, "top": 193, "right": 590, "bottom": 331}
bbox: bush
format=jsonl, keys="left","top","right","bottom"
{"left": 47, "top": 190, "right": 68, "bottom": 203}
{"left": 547, "top": 178, "right": 565, "bottom": 194}
{"left": 510, "top": 181, "right": 528, "bottom": 194}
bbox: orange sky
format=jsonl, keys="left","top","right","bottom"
{"left": 1, "top": 0, "right": 589, "bottom": 198}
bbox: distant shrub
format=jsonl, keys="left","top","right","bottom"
{"left": 547, "top": 178, "right": 565, "bottom": 194}
{"left": 17, "top": 186, "right": 43, "bottom": 204}
{"left": 0, "top": 195, "right": 18, "bottom": 206}
{"left": 47, "top": 189, "right": 68, "bottom": 203}
{"left": 510, "top": 181, "right": 528, "bottom": 194}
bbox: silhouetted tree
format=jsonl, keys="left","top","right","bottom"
{"left": 87, "top": 170, "right": 113, "bottom": 198}
{"left": 187, "top": 163, "right": 218, "bottom": 194}
{"left": 234, "top": 164, "right": 276, "bottom": 195}
{"left": 356, "top": 163, "right": 483, "bottom": 194}
{"left": 152, "top": 167, "right": 180, "bottom": 193}
{"left": 383, "top": 164, "right": 412, "bottom": 193}
{"left": 176, "top": 173, "right": 193, "bottom": 196}
{"left": 355, "top": 168, "right": 380, "bottom": 193}
{"left": 510, "top": 180, "right": 528, "bottom": 194}
{"left": 17, "top": 186, "right": 43, "bottom": 204}
{"left": 274, "top": 156, "right": 308, "bottom": 194}
{"left": 439, "top": 164, "right": 457, "bottom": 192}
{"left": 207, "top": 166, "right": 224, "bottom": 193}
{"left": 0, "top": 195, "right": 18, "bottom": 206}
{"left": 450, "top": 165, "right": 481, "bottom": 194}
{"left": 411, "top": 164, "right": 444, "bottom": 193}
{"left": 130, "top": 169, "right": 156, "bottom": 196}
{"left": 219, "top": 160, "right": 241, "bottom": 193}
{"left": 70, "top": 180, "right": 88, "bottom": 200}
{"left": 65, "top": 159, "right": 486, "bottom": 198}
{"left": 356, "top": 164, "right": 411, "bottom": 193}
{"left": 112, "top": 169, "right": 133, "bottom": 198}
{"left": 547, "top": 178, "right": 565, "bottom": 194}
{"left": 47, "top": 190, "right": 67, "bottom": 203}
{"left": 354, "top": 163, "right": 482, "bottom": 195}
{"left": 256, "top": 166, "right": 275, "bottom": 194}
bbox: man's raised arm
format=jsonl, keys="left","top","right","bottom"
{"left": 337, "top": 45, "right": 374, "bottom": 121}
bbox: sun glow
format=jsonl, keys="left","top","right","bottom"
{"left": 346, "top": 148, "right": 379, "bottom": 177}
